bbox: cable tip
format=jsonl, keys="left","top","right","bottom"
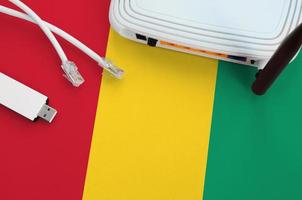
{"left": 61, "top": 61, "right": 85, "bottom": 87}
{"left": 100, "top": 59, "right": 124, "bottom": 79}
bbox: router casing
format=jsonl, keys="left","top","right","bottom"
{"left": 110, "top": 0, "right": 302, "bottom": 69}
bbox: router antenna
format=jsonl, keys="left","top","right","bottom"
{"left": 252, "top": 23, "right": 302, "bottom": 95}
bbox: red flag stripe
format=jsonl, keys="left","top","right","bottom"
{"left": 0, "top": 0, "right": 110, "bottom": 199}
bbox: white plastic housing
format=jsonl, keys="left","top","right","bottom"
{"left": 110, "top": 0, "right": 302, "bottom": 67}
{"left": 0, "top": 72, "right": 48, "bottom": 121}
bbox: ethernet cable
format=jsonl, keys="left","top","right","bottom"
{"left": 0, "top": 1, "right": 124, "bottom": 84}
{"left": 9, "top": 0, "right": 84, "bottom": 87}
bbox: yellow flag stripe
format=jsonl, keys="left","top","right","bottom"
{"left": 83, "top": 30, "right": 218, "bottom": 200}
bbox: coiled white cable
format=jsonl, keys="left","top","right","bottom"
{"left": 0, "top": 1, "right": 123, "bottom": 86}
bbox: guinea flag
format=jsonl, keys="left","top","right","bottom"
{"left": 83, "top": 30, "right": 302, "bottom": 200}
{"left": 0, "top": 1, "right": 302, "bottom": 200}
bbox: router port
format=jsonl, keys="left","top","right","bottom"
{"left": 136, "top": 34, "right": 147, "bottom": 41}
{"left": 147, "top": 38, "right": 158, "bottom": 47}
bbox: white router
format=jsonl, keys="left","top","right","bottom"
{"left": 110, "top": 0, "right": 302, "bottom": 95}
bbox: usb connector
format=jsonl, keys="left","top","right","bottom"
{"left": 0, "top": 72, "right": 57, "bottom": 123}
{"left": 38, "top": 104, "right": 57, "bottom": 123}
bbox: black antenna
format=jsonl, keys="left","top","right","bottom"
{"left": 252, "top": 23, "right": 302, "bottom": 95}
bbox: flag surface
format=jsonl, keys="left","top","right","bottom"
{"left": 0, "top": 1, "right": 301, "bottom": 200}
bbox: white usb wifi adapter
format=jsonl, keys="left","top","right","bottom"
{"left": 0, "top": 72, "right": 57, "bottom": 123}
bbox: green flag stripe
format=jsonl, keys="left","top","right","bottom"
{"left": 204, "top": 52, "right": 302, "bottom": 200}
